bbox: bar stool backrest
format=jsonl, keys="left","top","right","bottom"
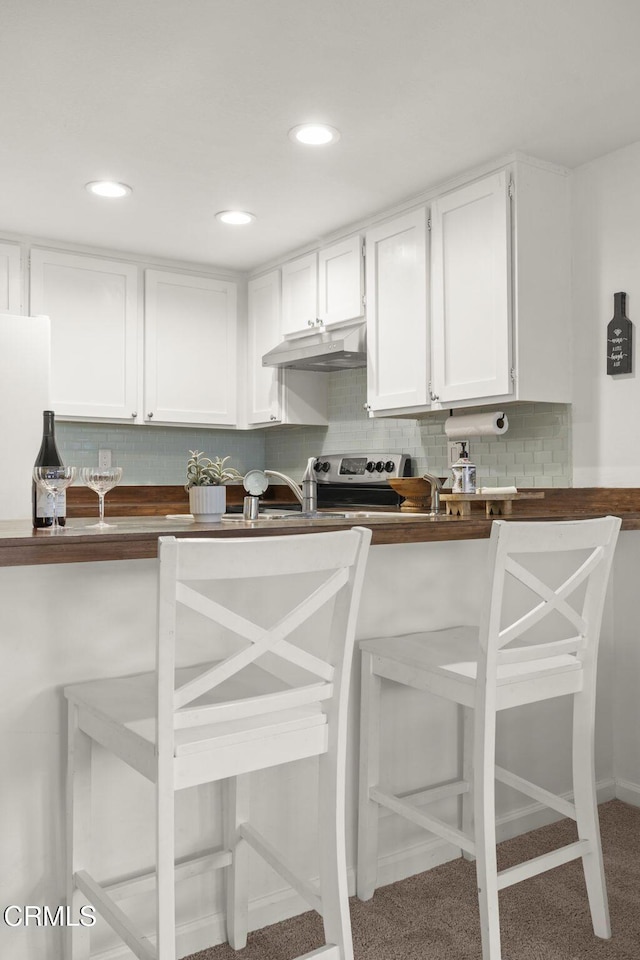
{"left": 156, "top": 528, "right": 372, "bottom": 747}
{"left": 478, "top": 516, "right": 621, "bottom": 688}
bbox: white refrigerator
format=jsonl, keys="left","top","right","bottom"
{"left": 0, "top": 314, "right": 51, "bottom": 520}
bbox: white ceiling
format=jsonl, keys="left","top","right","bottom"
{"left": 3, "top": 0, "right": 640, "bottom": 272}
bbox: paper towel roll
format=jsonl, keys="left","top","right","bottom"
{"left": 444, "top": 411, "right": 508, "bottom": 439}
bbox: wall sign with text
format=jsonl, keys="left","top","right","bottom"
{"left": 607, "top": 291, "right": 633, "bottom": 375}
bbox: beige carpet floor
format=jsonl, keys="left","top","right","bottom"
{"left": 186, "top": 799, "right": 639, "bottom": 960}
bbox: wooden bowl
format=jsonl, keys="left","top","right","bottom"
{"left": 388, "top": 477, "right": 448, "bottom": 513}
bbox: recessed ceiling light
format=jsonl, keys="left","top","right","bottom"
{"left": 289, "top": 123, "right": 340, "bottom": 146}
{"left": 215, "top": 210, "right": 255, "bottom": 225}
{"left": 85, "top": 180, "right": 132, "bottom": 199}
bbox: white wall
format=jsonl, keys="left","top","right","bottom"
{"left": 572, "top": 139, "right": 640, "bottom": 486}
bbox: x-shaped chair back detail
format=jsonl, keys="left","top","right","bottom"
{"left": 478, "top": 516, "right": 621, "bottom": 689}
{"left": 156, "top": 529, "right": 372, "bottom": 746}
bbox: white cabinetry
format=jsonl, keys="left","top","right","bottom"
{"left": 247, "top": 271, "right": 282, "bottom": 425}
{"left": 29, "top": 249, "right": 140, "bottom": 421}
{"left": 367, "top": 159, "right": 571, "bottom": 417}
{"left": 281, "top": 236, "right": 364, "bottom": 338}
{"left": 318, "top": 234, "right": 364, "bottom": 326}
{"left": 0, "top": 241, "right": 22, "bottom": 314}
{"left": 429, "top": 161, "right": 571, "bottom": 409}
{"left": 281, "top": 252, "right": 318, "bottom": 337}
{"left": 144, "top": 270, "right": 237, "bottom": 426}
{"left": 247, "top": 270, "right": 327, "bottom": 427}
{"left": 365, "top": 208, "right": 429, "bottom": 412}
{"left": 430, "top": 170, "right": 511, "bottom": 404}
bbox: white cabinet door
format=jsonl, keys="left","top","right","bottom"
{"left": 247, "top": 270, "right": 328, "bottom": 427}
{"left": 365, "top": 209, "right": 429, "bottom": 412}
{"left": 0, "top": 242, "right": 22, "bottom": 314}
{"left": 318, "top": 235, "right": 364, "bottom": 326}
{"left": 29, "top": 249, "right": 139, "bottom": 421}
{"left": 281, "top": 252, "right": 318, "bottom": 337}
{"left": 144, "top": 270, "right": 237, "bottom": 426}
{"left": 431, "top": 170, "right": 512, "bottom": 404}
{"left": 247, "top": 270, "right": 282, "bottom": 425}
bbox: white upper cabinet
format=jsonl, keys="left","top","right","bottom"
{"left": 430, "top": 170, "right": 512, "bottom": 404}
{"left": 246, "top": 270, "right": 328, "bottom": 428}
{"left": 247, "top": 270, "right": 282, "bottom": 425}
{"left": 318, "top": 234, "right": 364, "bottom": 326}
{"left": 366, "top": 159, "right": 571, "bottom": 417}
{"left": 428, "top": 160, "right": 571, "bottom": 409}
{"left": 30, "top": 249, "right": 140, "bottom": 421}
{"left": 281, "top": 252, "right": 318, "bottom": 337}
{"left": 365, "top": 208, "right": 429, "bottom": 412}
{"left": 144, "top": 270, "right": 237, "bottom": 427}
{"left": 0, "top": 241, "right": 22, "bottom": 314}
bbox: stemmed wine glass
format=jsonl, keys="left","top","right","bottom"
{"left": 33, "top": 466, "right": 76, "bottom": 533}
{"left": 80, "top": 467, "right": 123, "bottom": 528}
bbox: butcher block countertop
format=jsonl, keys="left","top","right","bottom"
{"left": 2, "top": 485, "right": 640, "bottom": 567}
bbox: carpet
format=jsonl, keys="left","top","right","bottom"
{"left": 186, "top": 799, "right": 640, "bottom": 960}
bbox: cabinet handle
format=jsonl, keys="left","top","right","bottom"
{"left": 131, "top": 411, "right": 137, "bottom": 419}
{"left": 430, "top": 392, "right": 439, "bottom": 402}
{"left": 363, "top": 402, "right": 371, "bottom": 411}
{"left": 270, "top": 415, "right": 278, "bottom": 421}
{"left": 308, "top": 319, "right": 315, "bottom": 326}
{"left": 147, "top": 411, "right": 154, "bottom": 419}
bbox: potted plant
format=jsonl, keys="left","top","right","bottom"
{"left": 185, "top": 450, "right": 243, "bottom": 522}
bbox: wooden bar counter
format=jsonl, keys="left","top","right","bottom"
{"left": 2, "top": 486, "right": 640, "bottom": 566}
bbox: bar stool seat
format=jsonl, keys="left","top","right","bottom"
{"left": 362, "top": 625, "right": 584, "bottom": 709}
{"left": 67, "top": 663, "right": 328, "bottom": 774}
{"left": 357, "top": 517, "right": 621, "bottom": 960}
{"left": 65, "top": 528, "right": 371, "bottom": 960}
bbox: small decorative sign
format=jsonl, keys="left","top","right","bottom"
{"left": 607, "top": 291, "right": 633, "bottom": 375}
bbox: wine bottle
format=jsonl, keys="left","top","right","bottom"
{"left": 32, "top": 410, "right": 66, "bottom": 528}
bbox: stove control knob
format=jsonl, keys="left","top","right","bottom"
{"left": 313, "top": 460, "right": 325, "bottom": 472}
{"left": 384, "top": 460, "right": 395, "bottom": 473}
{"left": 375, "top": 460, "right": 385, "bottom": 473}
{"left": 321, "top": 461, "right": 330, "bottom": 473}
{"left": 365, "top": 461, "right": 376, "bottom": 473}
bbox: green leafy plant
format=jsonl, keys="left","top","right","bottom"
{"left": 185, "top": 450, "right": 243, "bottom": 488}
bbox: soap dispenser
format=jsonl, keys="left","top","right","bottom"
{"left": 451, "top": 442, "right": 476, "bottom": 494}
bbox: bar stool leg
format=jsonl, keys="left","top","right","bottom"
{"left": 474, "top": 704, "right": 501, "bottom": 960}
{"left": 66, "top": 705, "right": 92, "bottom": 960}
{"left": 460, "top": 705, "right": 475, "bottom": 862}
{"left": 156, "top": 751, "right": 176, "bottom": 960}
{"left": 318, "top": 736, "right": 354, "bottom": 960}
{"left": 357, "top": 650, "right": 382, "bottom": 901}
{"left": 224, "top": 775, "right": 250, "bottom": 949}
{"left": 572, "top": 689, "right": 611, "bottom": 938}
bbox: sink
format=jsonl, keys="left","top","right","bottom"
{"left": 222, "top": 510, "right": 440, "bottom": 522}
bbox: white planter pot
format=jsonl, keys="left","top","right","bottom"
{"left": 188, "top": 485, "right": 227, "bottom": 522}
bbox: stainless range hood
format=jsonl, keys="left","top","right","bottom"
{"left": 262, "top": 321, "right": 367, "bottom": 372}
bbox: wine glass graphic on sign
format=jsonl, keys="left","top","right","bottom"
{"left": 81, "top": 467, "right": 123, "bottom": 528}
{"left": 33, "top": 466, "right": 76, "bottom": 532}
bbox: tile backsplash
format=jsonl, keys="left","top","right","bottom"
{"left": 265, "top": 369, "right": 572, "bottom": 487}
{"left": 56, "top": 422, "right": 265, "bottom": 485}
{"left": 57, "top": 369, "right": 571, "bottom": 487}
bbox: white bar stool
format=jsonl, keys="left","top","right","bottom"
{"left": 357, "top": 516, "right": 620, "bottom": 960}
{"left": 64, "top": 527, "right": 371, "bottom": 960}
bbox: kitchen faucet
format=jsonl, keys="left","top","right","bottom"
{"left": 264, "top": 457, "right": 318, "bottom": 516}
{"left": 421, "top": 471, "right": 443, "bottom": 514}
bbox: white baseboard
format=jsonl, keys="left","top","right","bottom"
{"left": 92, "top": 777, "right": 618, "bottom": 960}
{"left": 615, "top": 777, "right": 640, "bottom": 806}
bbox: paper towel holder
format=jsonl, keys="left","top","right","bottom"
{"left": 447, "top": 410, "right": 505, "bottom": 429}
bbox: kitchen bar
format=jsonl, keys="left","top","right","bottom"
{"left": 1, "top": 491, "right": 639, "bottom": 958}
